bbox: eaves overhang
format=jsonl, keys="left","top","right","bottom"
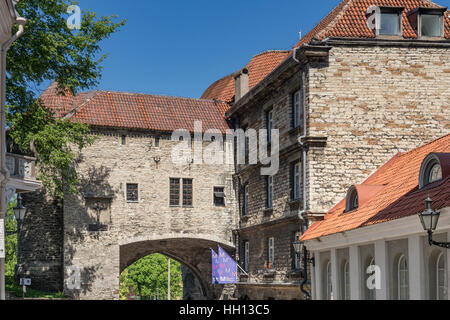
{"left": 225, "top": 44, "right": 332, "bottom": 119}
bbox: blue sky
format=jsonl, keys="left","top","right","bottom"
{"left": 75, "top": 0, "right": 450, "bottom": 99}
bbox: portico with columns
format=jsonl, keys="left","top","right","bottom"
{"left": 301, "top": 136, "right": 450, "bottom": 300}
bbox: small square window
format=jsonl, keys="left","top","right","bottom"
{"left": 214, "top": 187, "right": 225, "bottom": 206}
{"left": 126, "top": 184, "right": 138, "bottom": 202}
{"left": 421, "top": 14, "right": 442, "bottom": 37}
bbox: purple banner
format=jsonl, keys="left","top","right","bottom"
{"left": 211, "top": 249, "right": 219, "bottom": 284}
{"left": 211, "top": 246, "right": 237, "bottom": 284}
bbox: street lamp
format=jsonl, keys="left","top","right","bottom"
{"left": 293, "top": 239, "right": 315, "bottom": 300}
{"left": 13, "top": 194, "right": 26, "bottom": 279}
{"left": 13, "top": 194, "right": 26, "bottom": 222}
{"left": 419, "top": 196, "right": 450, "bottom": 249}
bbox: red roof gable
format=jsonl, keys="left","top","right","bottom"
{"left": 40, "top": 83, "right": 231, "bottom": 134}
{"left": 301, "top": 134, "right": 450, "bottom": 241}
{"left": 201, "top": 50, "right": 290, "bottom": 103}
{"left": 293, "top": 0, "right": 450, "bottom": 48}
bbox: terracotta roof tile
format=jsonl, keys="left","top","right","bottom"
{"left": 40, "top": 84, "right": 231, "bottom": 133}
{"left": 301, "top": 134, "right": 450, "bottom": 241}
{"left": 201, "top": 50, "right": 290, "bottom": 103}
{"left": 293, "top": 0, "right": 450, "bottom": 48}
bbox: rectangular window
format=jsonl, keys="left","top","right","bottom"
{"left": 121, "top": 135, "right": 126, "bottom": 145}
{"left": 268, "top": 237, "right": 275, "bottom": 267}
{"left": 155, "top": 136, "right": 160, "bottom": 147}
{"left": 266, "top": 176, "right": 273, "bottom": 209}
{"left": 266, "top": 109, "right": 274, "bottom": 143}
{"left": 294, "top": 232, "right": 302, "bottom": 270}
{"left": 242, "top": 184, "right": 249, "bottom": 216}
{"left": 379, "top": 12, "right": 401, "bottom": 35}
{"left": 183, "top": 178, "right": 193, "bottom": 206}
{"left": 170, "top": 178, "right": 180, "bottom": 206}
{"left": 293, "top": 90, "right": 302, "bottom": 128}
{"left": 213, "top": 187, "right": 225, "bottom": 206}
{"left": 126, "top": 184, "right": 138, "bottom": 202}
{"left": 291, "top": 162, "right": 300, "bottom": 201}
{"left": 421, "top": 14, "right": 442, "bottom": 37}
{"left": 244, "top": 241, "right": 250, "bottom": 272}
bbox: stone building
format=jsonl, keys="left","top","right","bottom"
{"left": 209, "top": 0, "right": 450, "bottom": 300}
{"left": 301, "top": 135, "right": 450, "bottom": 300}
{"left": 18, "top": 0, "right": 450, "bottom": 300}
{"left": 20, "top": 84, "right": 240, "bottom": 299}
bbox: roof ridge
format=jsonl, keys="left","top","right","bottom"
{"left": 80, "top": 89, "right": 219, "bottom": 103}
{"left": 397, "top": 134, "right": 450, "bottom": 159}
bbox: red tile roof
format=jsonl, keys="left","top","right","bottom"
{"left": 301, "top": 134, "right": 450, "bottom": 241}
{"left": 201, "top": 50, "right": 290, "bottom": 103}
{"left": 40, "top": 83, "right": 231, "bottom": 133}
{"left": 293, "top": 0, "right": 450, "bottom": 48}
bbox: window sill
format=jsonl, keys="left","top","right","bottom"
{"left": 127, "top": 201, "right": 139, "bottom": 204}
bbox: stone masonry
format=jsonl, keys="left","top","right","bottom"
{"left": 228, "top": 42, "right": 450, "bottom": 300}
{"left": 21, "top": 128, "right": 237, "bottom": 299}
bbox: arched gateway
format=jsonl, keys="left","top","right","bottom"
{"left": 18, "top": 87, "right": 238, "bottom": 300}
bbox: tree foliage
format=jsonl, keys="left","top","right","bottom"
{"left": 120, "top": 254, "right": 183, "bottom": 300}
{"left": 6, "top": 0, "right": 125, "bottom": 196}
{"left": 5, "top": 200, "right": 17, "bottom": 279}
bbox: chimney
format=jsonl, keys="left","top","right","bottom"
{"left": 234, "top": 68, "right": 249, "bottom": 102}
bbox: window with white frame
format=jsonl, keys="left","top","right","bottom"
{"left": 343, "top": 260, "right": 350, "bottom": 300}
{"left": 268, "top": 237, "right": 275, "bottom": 267}
{"left": 437, "top": 252, "right": 447, "bottom": 300}
{"left": 242, "top": 184, "right": 249, "bottom": 216}
{"left": 294, "top": 232, "right": 302, "bottom": 270}
{"left": 398, "top": 255, "right": 409, "bottom": 300}
{"left": 266, "top": 109, "right": 274, "bottom": 144}
{"left": 293, "top": 90, "right": 302, "bottom": 128}
{"left": 292, "top": 162, "right": 300, "bottom": 201}
{"left": 244, "top": 241, "right": 250, "bottom": 272}
{"left": 326, "top": 261, "right": 333, "bottom": 300}
{"left": 266, "top": 176, "right": 274, "bottom": 209}
{"left": 365, "top": 257, "right": 376, "bottom": 300}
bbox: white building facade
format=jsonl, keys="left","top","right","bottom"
{"left": 302, "top": 137, "right": 450, "bottom": 300}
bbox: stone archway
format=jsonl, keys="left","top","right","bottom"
{"left": 119, "top": 235, "right": 235, "bottom": 300}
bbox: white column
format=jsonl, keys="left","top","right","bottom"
{"left": 330, "top": 248, "right": 340, "bottom": 300}
{"left": 374, "top": 240, "right": 389, "bottom": 300}
{"left": 314, "top": 251, "right": 322, "bottom": 300}
{"left": 349, "top": 245, "right": 362, "bottom": 300}
{"left": 408, "top": 235, "right": 426, "bottom": 300}
{"left": 447, "top": 232, "right": 450, "bottom": 301}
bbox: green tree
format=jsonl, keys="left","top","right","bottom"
{"left": 5, "top": 200, "right": 17, "bottom": 279}
{"left": 7, "top": 0, "right": 125, "bottom": 197}
{"left": 120, "top": 254, "right": 183, "bottom": 300}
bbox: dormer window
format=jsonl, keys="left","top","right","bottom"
{"left": 346, "top": 186, "right": 359, "bottom": 212}
{"left": 421, "top": 14, "right": 443, "bottom": 37}
{"left": 378, "top": 7, "right": 404, "bottom": 36}
{"left": 407, "top": 7, "right": 446, "bottom": 38}
{"left": 419, "top": 153, "right": 447, "bottom": 189}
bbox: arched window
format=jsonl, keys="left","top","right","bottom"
{"left": 326, "top": 261, "right": 333, "bottom": 300}
{"left": 437, "top": 253, "right": 447, "bottom": 300}
{"left": 365, "top": 257, "right": 375, "bottom": 300}
{"left": 398, "top": 255, "right": 409, "bottom": 300}
{"left": 342, "top": 260, "right": 350, "bottom": 300}
{"left": 419, "top": 154, "right": 444, "bottom": 188}
{"left": 346, "top": 186, "right": 359, "bottom": 212}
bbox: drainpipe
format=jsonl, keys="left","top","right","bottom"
{"left": 0, "top": 14, "right": 26, "bottom": 301}
{"left": 293, "top": 48, "right": 311, "bottom": 300}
